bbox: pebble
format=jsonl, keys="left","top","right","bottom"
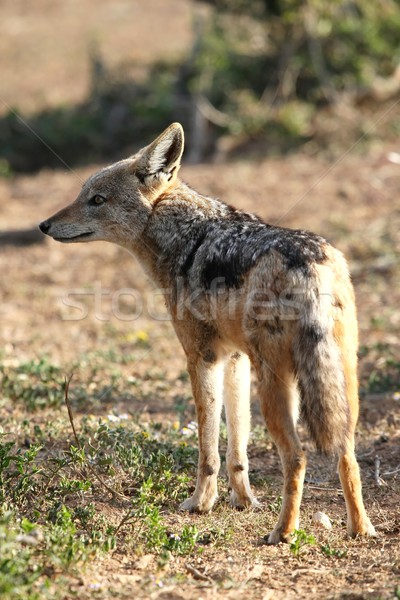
{"left": 312, "top": 511, "right": 332, "bottom": 530}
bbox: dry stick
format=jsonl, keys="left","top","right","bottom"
{"left": 374, "top": 455, "right": 387, "bottom": 487}
{"left": 64, "top": 374, "right": 128, "bottom": 501}
{"left": 307, "top": 486, "right": 342, "bottom": 492}
{"left": 291, "top": 567, "right": 328, "bottom": 577}
{"left": 113, "top": 509, "right": 143, "bottom": 535}
{"left": 185, "top": 564, "right": 213, "bottom": 584}
{"left": 383, "top": 466, "right": 400, "bottom": 476}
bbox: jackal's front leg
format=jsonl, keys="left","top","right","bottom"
{"left": 224, "top": 352, "right": 259, "bottom": 509}
{"left": 180, "top": 353, "right": 224, "bottom": 513}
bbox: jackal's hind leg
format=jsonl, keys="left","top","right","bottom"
{"left": 336, "top": 374, "right": 376, "bottom": 537}
{"left": 338, "top": 447, "right": 376, "bottom": 537}
{"left": 259, "top": 366, "right": 306, "bottom": 544}
{"left": 335, "top": 319, "right": 376, "bottom": 538}
{"left": 179, "top": 353, "right": 224, "bottom": 513}
{"left": 224, "top": 352, "right": 259, "bottom": 509}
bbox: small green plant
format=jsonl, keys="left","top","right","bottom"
{"left": 114, "top": 480, "right": 199, "bottom": 558}
{"left": 268, "top": 496, "right": 283, "bottom": 515}
{"left": 320, "top": 543, "right": 348, "bottom": 559}
{"left": 45, "top": 504, "right": 115, "bottom": 572}
{"left": 0, "top": 383, "right": 203, "bottom": 597}
{"left": 289, "top": 529, "right": 316, "bottom": 558}
{"left": 0, "top": 358, "right": 64, "bottom": 410}
{"left": 73, "top": 503, "right": 96, "bottom": 528}
{"left": 0, "top": 440, "right": 43, "bottom": 506}
{"left": 0, "top": 512, "right": 45, "bottom": 600}
{"left": 85, "top": 420, "right": 195, "bottom": 505}
{"left": 0, "top": 506, "right": 116, "bottom": 600}
{"left": 197, "top": 525, "right": 233, "bottom": 547}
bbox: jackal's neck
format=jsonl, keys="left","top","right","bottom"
{"left": 130, "top": 182, "right": 223, "bottom": 286}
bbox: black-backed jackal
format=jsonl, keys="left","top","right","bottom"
{"left": 40, "top": 123, "right": 375, "bottom": 543}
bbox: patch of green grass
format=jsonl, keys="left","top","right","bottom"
{"left": 320, "top": 542, "right": 347, "bottom": 559}
{"left": 0, "top": 401, "right": 203, "bottom": 599}
{"left": 289, "top": 529, "right": 316, "bottom": 558}
{"left": 45, "top": 504, "right": 115, "bottom": 572}
{"left": 197, "top": 524, "right": 233, "bottom": 547}
{"left": 0, "top": 506, "right": 115, "bottom": 600}
{"left": 0, "top": 358, "right": 64, "bottom": 410}
{"left": 0, "top": 440, "right": 43, "bottom": 506}
{"left": 116, "top": 481, "right": 199, "bottom": 562}
{"left": 0, "top": 511, "right": 47, "bottom": 600}
{"left": 82, "top": 419, "right": 196, "bottom": 504}
{"left": 3, "top": 350, "right": 347, "bottom": 595}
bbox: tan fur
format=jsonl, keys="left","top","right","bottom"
{"left": 40, "top": 123, "right": 376, "bottom": 543}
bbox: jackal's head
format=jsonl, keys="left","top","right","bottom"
{"left": 39, "top": 123, "right": 184, "bottom": 248}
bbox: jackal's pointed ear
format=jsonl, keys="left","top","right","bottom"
{"left": 135, "top": 123, "right": 184, "bottom": 192}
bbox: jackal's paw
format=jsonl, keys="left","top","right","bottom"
{"left": 179, "top": 494, "right": 216, "bottom": 514}
{"left": 264, "top": 527, "right": 293, "bottom": 545}
{"left": 229, "top": 490, "right": 261, "bottom": 511}
{"left": 348, "top": 518, "right": 376, "bottom": 538}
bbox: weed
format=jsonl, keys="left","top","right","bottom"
{"left": 0, "top": 406, "right": 201, "bottom": 599}
{"left": 320, "top": 543, "right": 348, "bottom": 559}
{"left": 268, "top": 496, "right": 283, "bottom": 515}
{"left": 0, "top": 512, "right": 45, "bottom": 600}
{"left": 0, "top": 507, "right": 113, "bottom": 598}
{"left": 177, "top": 370, "right": 190, "bottom": 383}
{"left": 0, "top": 358, "right": 64, "bottom": 411}
{"left": 197, "top": 525, "right": 233, "bottom": 546}
{"left": 45, "top": 505, "right": 115, "bottom": 572}
{"left": 58, "top": 477, "right": 92, "bottom": 495}
{"left": 73, "top": 503, "right": 96, "bottom": 528}
{"left": 289, "top": 529, "right": 316, "bottom": 558}
{"left": 84, "top": 420, "right": 195, "bottom": 505}
{"left": 173, "top": 393, "right": 191, "bottom": 417}
{"left": 115, "top": 481, "right": 199, "bottom": 558}
{"left": 0, "top": 440, "right": 43, "bottom": 506}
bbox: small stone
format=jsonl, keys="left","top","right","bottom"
{"left": 136, "top": 554, "right": 153, "bottom": 570}
{"left": 312, "top": 511, "right": 332, "bottom": 530}
{"left": 15, "top": 534, "right": 40, "bottom": 546}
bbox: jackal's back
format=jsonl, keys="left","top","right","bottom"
{"left": 146, "top": 187, "right": 329, "bottom": 289}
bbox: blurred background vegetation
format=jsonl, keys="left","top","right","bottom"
{"left": 1, "top": 0, "right": 400, "bottom": 173}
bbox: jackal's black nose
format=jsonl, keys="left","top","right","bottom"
{"left": 39, "top": 220, "right": 50, "bottom": 234}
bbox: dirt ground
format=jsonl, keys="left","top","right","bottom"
{"left": 0, "top": 0, "right": 399, "bottom": 598}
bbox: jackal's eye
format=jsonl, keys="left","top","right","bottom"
{"left": 90, "top": 194, "right": 106, "bottom": 206}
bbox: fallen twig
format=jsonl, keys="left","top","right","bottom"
{"left": 306, "top": 485, "right": 341, "bottom": 492}
{"left": 64, "top": 374, "right": 128, "bottom": 500}
{"left": 291, "top": 567, "right": 328, "bottom": 577}
{"left": 374, "top": 455, "right": 387, "bottom": 487}
{"left": 382, "top": 466, "right": 400, "bottom": 476}
{"left": 114, "top": 509, "right": 144, "bottom": 535}
{"left": 185, "top": 564, "right": 213, "bottom": 583}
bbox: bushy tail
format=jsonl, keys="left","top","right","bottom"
{"left": 293, "top": 316, "right": 351, "bottom": 454}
